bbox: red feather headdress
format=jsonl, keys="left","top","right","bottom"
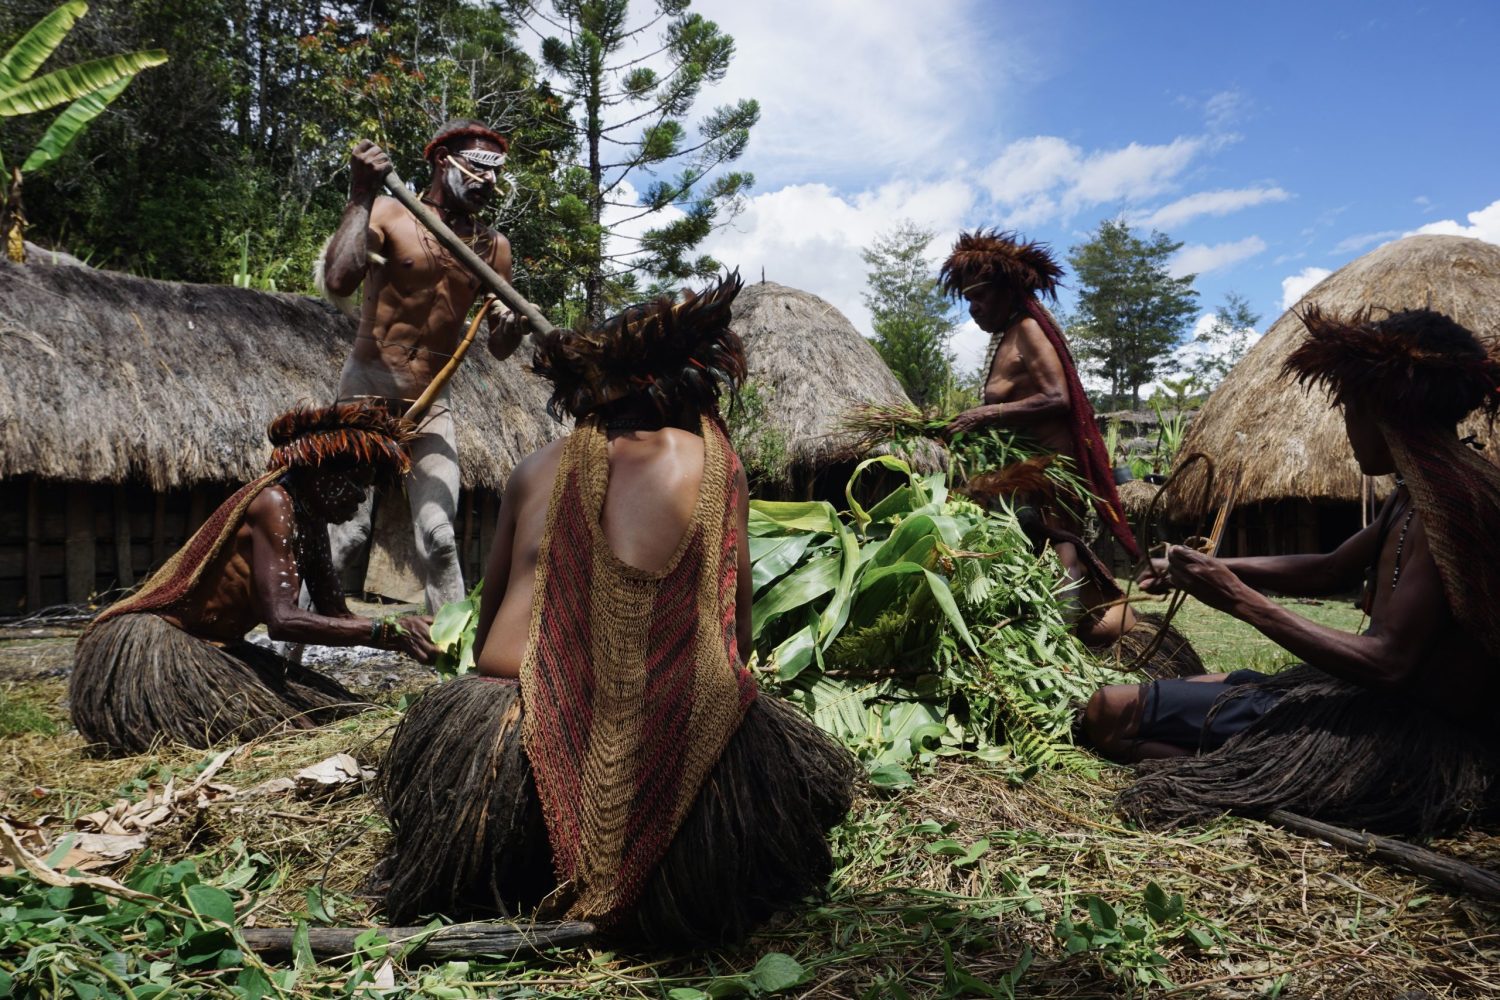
{"left": 266, "top": 402, "right": 416, "bottom": 477}
{"left": 939, "top": 228, "right": 1063, "bottom": 300}
{"left": 1283, "top": 305, "right": 1500, "bottom": 427}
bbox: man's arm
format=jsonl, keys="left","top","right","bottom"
{"left": 1139, "top": 514, "right": 1382, "bottom": 597}
{"left": 324, "top": 141, "right": 391, "bottom": 298}
{"left": 485, "top": 233, "right": 525, "bottom": 361}
{"left": 948, "top": 318, "right": 1071, "bottom": 435}
{"left": 247, "top": 491, "right": 435, "bottom": 661}
{"left": 1165, "top": 520, "right": 1443, "bottom": 688}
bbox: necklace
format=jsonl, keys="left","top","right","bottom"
{"left": 1391, "top": 504, "right": 1416, "bottom": 589}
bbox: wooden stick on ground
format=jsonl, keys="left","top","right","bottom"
{"left": 381, "top": 169, "right": 554, "bottom": 337}
{"left": 239, "top": 920, "right": 596, "bottom": 961}
{"left": 1267, "top": 809, "right": 1500, "bottom": 903}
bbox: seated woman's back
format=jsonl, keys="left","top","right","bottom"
{"left": 475, "top": 426, "right": 705, "bottom": 678}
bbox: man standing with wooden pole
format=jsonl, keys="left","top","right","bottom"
{"left": 321, "top": 119, "right": 532, "bottom": 613}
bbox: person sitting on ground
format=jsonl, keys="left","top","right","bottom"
{"left": 379, "top": 272, "right": 859, "bottom": 949}
{"left": 72, "top": 403, "right": 437, "bottom": 757}
{"left": 1085, "top": 306, "right": 1500, "bottom": 836}
{"left": 939, "top": 230, "right": 1145, "bottom": 650}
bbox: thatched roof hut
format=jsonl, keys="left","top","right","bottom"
{"left": 730, "top": 281, "right": 939, "bottom": 496}
{"left": 0, "top": 260, "right": 559, "bottom": 490}
{"left": 1166, "top": 235, "right": 1500, "bottom": 551}
{"left": 0, "top": 260, "right": 562, "bottom": 610}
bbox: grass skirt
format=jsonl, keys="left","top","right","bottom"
{"left": 70, "top": 613, "right": 366, "bottom": 757}
{"left": 1117, "top": 665, "right": 1500, "bottom": 837}
{"left": 381, "top": 674, "right": 860, "bottom": 948}
{"left": 1101, "top": 611, "right": 1205, "bottom": 680}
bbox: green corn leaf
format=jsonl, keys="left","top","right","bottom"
{"left": 21, "top": 75, "right": 130, "bottom": 172}
{"left": 921, "top": 569, "right": 978, "bottom": 654}
{"left": 747, "top": 499, "right": 839, "bottom": 535}
{"left": 816, "top": 521, "right": 862, "bottom": 646}
{"left": 748, "top": 533, "right": 814, "bottom": 592}
{"left": 0, "top": 50, "right": 168, "bottom": 117}
{"left": 0, "top": 2, "right": 87, "bottom": 89}
{"left": 751, "top": 553, "right": 838, "bottom": 635}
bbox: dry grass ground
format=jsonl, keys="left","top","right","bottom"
{"left": 1, "top": 594, "right": 1496, "bottom": 998}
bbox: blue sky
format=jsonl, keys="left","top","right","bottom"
{"left": 651, "top": 0, "right": 1500, "bottom": 374}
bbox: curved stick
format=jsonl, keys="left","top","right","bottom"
{"left": 404, "top": 297, "right": 494, "bottom": 424}
{"left": 382, "top": 169, "right": 555, "bottom": 336}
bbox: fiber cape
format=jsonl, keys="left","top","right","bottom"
{"left": 1009, "top": 300, "right": 1141, "bottom": 560}
{"left": 519, "top": 417, "right": 758, "bottom": 925}
{"left": 89, "top": 470, "right": 285, "bottom": 630}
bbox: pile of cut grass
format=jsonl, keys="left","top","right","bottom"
{"left": 1, "top": 603, "right": 1497, "bottom": 997}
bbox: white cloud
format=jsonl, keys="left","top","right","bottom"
{"left": 695, "top": 0, "right": 998, "bottom": 181}
{"left": 1203, "top": 89, "right": 1250, "bottom": 131}
{"left": 980, "top": 135, "right": 1210, "bottom": 226}
{"left": 1408, "top": 198, "right": 1500, "bottom": 245}
{"left": 1135, "top": 186, "right": 1290, "bottom": 230}
{"left": 1331, "top": 230, "right": 1401, "bottom": 254}
{"left": 951, "top": 319, "right": 989, "bottom": 378}
{"left": 1168, "top": 236, "right": 1266, "bottom": 277}
{"left": 1280, "top": 266, "right": 1333, "bottom": 309}
{"left": 701, "top": 178, "right": 976, "bottom": 342}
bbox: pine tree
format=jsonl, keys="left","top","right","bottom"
{"left": 861, "top": 221, "right": 956, "bottom": 410}
{"left": 1067, "top": 218, "right": 1199, "bottom": 408}
{"left": 503, "top": 0, "right": 758, "bottom": 321}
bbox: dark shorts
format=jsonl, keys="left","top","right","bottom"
{"left": 1139, "top": 669, "right": 1285, "bottom": 752}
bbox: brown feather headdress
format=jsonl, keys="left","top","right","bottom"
{"left": 532, "top": 271, "right": 747, "bottom": 422}
{"left": 960, "top": 456, "right": 1058, "bottom": 509}
{"left": 266, "top": 401, "right": 416, "bottom": 478}
{"left": 1283, "top": 306, "right": 1500, "bottom": 427}
{"left": 939, "top": 228, "right": 1063, "bottom": 300}
{"left": 423, "top": 118, "right": 509, "bottom": 159}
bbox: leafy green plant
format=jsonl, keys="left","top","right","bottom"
{"left": 0, "top": 2, "right": 165, "bottom": 260}
{"left": 752, "top": 456, "right": 1128, "bottom": 769}
{"left": 429, "top": 579, "right": 483, "bottom": 678}
{"left": 1053, "top": 882, "right": 1220, "bottom": 989}
{"left": 727, "top": 379, "right": 791, "bottom": 492}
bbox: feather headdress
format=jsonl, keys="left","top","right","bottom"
{"left": 424, "top": 119, "right": 509, "bottom": 160}
{"left": 960, "top": 456, "right": 1058, "bottom": 509}
{"left": 266, "top": 401, "right": 416, "bottom": 477}
{"left": 939, "top": 228, "right": 1063, "bottom": 300}
{"left": 532, "top": 271, "right": 747, "bottom": 422}
{"left": 1283, "top": 306, "right": 1500, "bottom": 427}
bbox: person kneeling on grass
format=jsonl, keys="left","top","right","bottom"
{"left": 71, "top": 403, "right": 437, "bottom": 757}
{"left": 379, "top": 272, "right": 859, "bottom": 949}
{"left": 1083, "top": 306, "right": 1500, "bottom": 836}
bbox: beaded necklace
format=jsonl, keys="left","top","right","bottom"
{"left": 1390, "top": 477, "right": 1415, "bottom": 590}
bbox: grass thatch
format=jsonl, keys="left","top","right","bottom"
{"left": 731, "top": 281, "right": 943, "bottom": 473}
{"left": 1167, "top": 235, "right": 1500, "bottom": 517}
{"left": 0, "top": 259, "right": 564, "bottom": 491}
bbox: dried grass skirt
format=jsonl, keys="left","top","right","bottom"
{"left": 1100, "top": 611, "right": 1205, "bottom": 680}
{"left": 1117, "top": 665, "right": 1500, "bottom": 837}
{"left": 70, "top": 613, "right": 366, "bottom": 757}
{"left": 380, "top": 674, "right": 860, "bottom": 948}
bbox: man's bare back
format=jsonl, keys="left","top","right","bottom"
{"left": 474, "top": 427, "right": 752, "bottom": 678}
{"left": 159, "top": 478, "right": 434, "bottom": 661}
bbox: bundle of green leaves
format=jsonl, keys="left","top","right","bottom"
{"left": 751, "top": 457, "right": 1129, "bottom": 777}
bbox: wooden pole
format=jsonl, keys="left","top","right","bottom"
{"left": 1268, "top": 809, "right": 1500, "bottom": 903}
{"left": 64, "top": 484, "right": 95, "bottom": 604}
{"left": 24, "top": 477, "right": 41, "bottom": 613}
{"left": 112, "top": 485, "right": 135, "bottom": 589}
{"left": 382, "top": 170, "right": 554, "bottom": 336}
{"left": 404, "top": 297, "right": 491, "bottom": 425}
{"left": 239, "top": 920, "right": 594, "bottom": 960}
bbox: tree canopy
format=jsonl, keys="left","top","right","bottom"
{"left": 861, "top": 221, "right": 956, "bottom": 410}
{"left": 502, "top": 0, "right": 758, "bottom": 322}
{"left": 1066, "top": 218, "right": 1198, "bottom": 409}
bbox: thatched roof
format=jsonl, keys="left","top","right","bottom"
{"left": 731, "top": 281, "right": 939, "bottom": 471}
{"left": 0, "top": 260, "right": 563, "bottom": 490}
{"left": 1168, "top": 235, "right": 1500, "bottom": 516}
